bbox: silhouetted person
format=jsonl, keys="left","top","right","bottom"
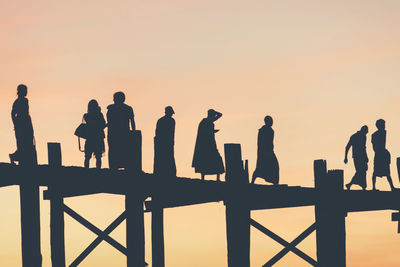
{"left": 344, "top": 125, "right": 368, "bottom": 190}
{"left": 107, "top": 92, "right": 135, "bottom": 170}
{"left": 83, "top": 100, "right": 106, "bottom": 169}
{"left": 9, "top": 84, "right": 37, "bottom": 166}
{"left": 192, "top": 109, "right": 225, "bottom": 181}
{"left": 251, "top": 116, "right": 279, "bottom": 185}
{"left": 372, "top": 119, "right": 395, "bottom": 191}
{"left": 154, "top": 106, "right": 176, "bottom": 177}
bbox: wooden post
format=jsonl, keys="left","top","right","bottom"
{"left": 151, "top": 200, "right": 165, "bottom": 267}
{"left": 48, "top": 143, "right": 66, "bottom": 267}
{"left": 314, "top": 160, "right": 346, "bottom": 267}
{"left": 126, "top": 193, "right": 146, "bottom": 267}
{"left": 224, "top": 143, "right": 250, "bottom": 267}
{"left": 20, "top": 182, "right": 42, "bottom": 267}
{"left": 128, "top": 130, "right": 142, "bottom": 173}
{"left": 126, "top": 132, "right": 146, "bottom": 267}
{"left": 397, "top": 157, "right": 400, "bottom": 184}
{"left": 19, "top": 140, "right": 42, "bottom": 267}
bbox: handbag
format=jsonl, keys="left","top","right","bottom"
{"left": 74, "top": 116, "right": 87, "bottom": 152}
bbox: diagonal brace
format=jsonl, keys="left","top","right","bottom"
{"left": 63, "top": 204, "right": 127, "bottom": 266}
{"left": 264, "top": 223, "right": 316, "bottom": 266}
{"left": 250, "top": 219, "right": 317, "bottom": 266}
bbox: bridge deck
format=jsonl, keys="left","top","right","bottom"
{"left": 1, "top": 163, "right": 399, "bottom": 213}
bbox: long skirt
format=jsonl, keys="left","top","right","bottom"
{"left": 349, "top": 156, "right": 368, "bottom": 188}
{"left": 373, "top": 149, "right": 391, "bottom": 177}
{"left": 253, "top": 152, "right": 279, "bottom": 184}
{"left": 12, "top": 122, "right": 37, "bottom": 166}
{"left": 154, "top": 138, "right": 176, "bottom": 177}
{"left": 193, "top": 148, "right": 225, "bottom": 175}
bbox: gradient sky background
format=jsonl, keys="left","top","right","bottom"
{"left": 1, "top": 0, "right": 400, "bottom": 266}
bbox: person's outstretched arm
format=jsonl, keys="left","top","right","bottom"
{"left": 344, "top": 137, "right": 352, "bottom": 164}
{"left": 11, "top": 105, "right": 16, "bottom": 126}
{"left": 130, "top": 118, "right": 136, "bottom": 131}
{"left": 130, "top": 108, "right": 136, "bottom": 131}
{"left": 213, "top": 111, "right": 222, "bottom": 122}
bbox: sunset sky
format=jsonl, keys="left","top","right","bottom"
{"left": 1, "top": 0, "right": 400, "bottom": 266}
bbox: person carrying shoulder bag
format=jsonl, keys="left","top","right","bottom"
{"left": 81, "top": 100, "right": 106, "bottom": 169}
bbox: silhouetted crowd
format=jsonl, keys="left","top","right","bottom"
{"left": 344, "top": 121, "right": 396, "bottom": 191}
{"left": 9, "top": 84, "right": 281, "bottom": 185}
{"left": 11, "top": 84, "right": 395, "bottom": 190}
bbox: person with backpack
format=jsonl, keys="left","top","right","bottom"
{"left": 83, "top": 99, "right": 106, "bottom": 169}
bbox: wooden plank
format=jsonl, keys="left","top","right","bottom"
{"left": 20, "top": 180, "right": 42, "bottom": 267}
{"left": 224, "top": 143, "right": 250, "bottom": 267}
{"left": 314, "top": 162, "right": 346, "bottom": 267}
{"left": 126, "top": 193, "right": 146, "bottom": 267}
{"left": 151, "top": 199, "right": 165, "bottom": 267}
{"left": 19, "top": 141, "right": 42, "bottom": 267}
{"left": 48, "top": 143, "right": 66, "bottom": 267}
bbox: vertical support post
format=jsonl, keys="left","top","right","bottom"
{"left": 126, "top": 193, "right": 146, "bottom": 267}
{"left": 19, "top": 139, "right": 42, "bottom": 267}
{"left": 151, "top": 200, "right": 165, "bottom": 267}
{"left": 48, "top": 143, "right": 66, "bottom": 267}
{"left": 224, "top": 143, "right": 250, "bottom": 267}
{"left": 20, "top": 181, "right": 42, "bottom": 267}
{"left": 314, "top": 160, "right": 346, "bottom": 267}
{"left": 396, "top": 157, "right": 400, "bottom": 184}
{"left": 129, "top": 130, "right": 142, "bottom": 173}
{"left": 126, "top": 133, "right": 146, "bottom": 267}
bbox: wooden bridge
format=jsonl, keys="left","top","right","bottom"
{"left": 1, "top": 139, "right": 400, "bottom": 267}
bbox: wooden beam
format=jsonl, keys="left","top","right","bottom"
{"left": 224, "top": 143, "right": 250, "bottom": 267}
{"left": 250, "top": 219, "right": 316, "bottom": 266}
{"left": 397, "top": 157, "right": 400, "bottom": 187}
{"left": 314, "top": 160, "right": 346, "bottom": 267}
{"left": 69, "top": 210, "right": 127, "bottom": 267}
{"left": 20, "top": 179, "right": 42, "bottom": 267}
{"left": 126, "top": 193, "right": 146, "bottom": 267}
{"left": 263, "top": 223, "right": 316, "bottom": 266}
{"left": 63, "top": 205, "right": 127, "bottom": 256}
{"left": 19, "top": 140, "right": 42, "bottom": 267}
{"left": 151, "top": 199, "right": 165, "bottom": 267}
{"left": 48, "top": 143, "right": 65, "bottom": 267}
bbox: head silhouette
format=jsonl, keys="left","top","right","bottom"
{"left": 113, "top": 91, "right": 125, "bottom": 104}
{"left": 264, "top": 116, "right": 273, "bottom": 127}
{"left": 376, "top": 119, "right": 385, "bottom": 130}
{"left": 207, "top": 109, "right": 216, "bottom": 118}
{"left": 17, "top": 84, "right": 27, "bottom": 97}
{"left": 165, "top": 106, "right": 174, "bottom": 117}
{"left": 88, "top": 99, "right": 100, "bottom": 113}
{"left": 360, "top": 125, "right": 368, "bottom": 134}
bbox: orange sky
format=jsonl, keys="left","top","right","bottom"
{"left": 1, "top": 1, "right": 400, "bottom": 266}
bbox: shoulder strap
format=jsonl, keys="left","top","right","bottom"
{"left": 78, "top": 137, "right": 85, "bottom": 152}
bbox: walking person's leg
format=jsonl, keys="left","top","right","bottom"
{"left": 84, "top": 154, "right": 91, "bottom": 168}
{"left": 386, "top": 175, "right": 395, "bottom": 191}
{"left": 95, "top": 154, "right": 102, "bottom": 169}
{"left": 251, "top": 173, "right": 257, "bottom": 184}
{"left": 372, "top": 174, "right": 377, "bottom": 190}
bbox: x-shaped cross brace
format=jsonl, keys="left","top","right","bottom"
{"left": 63, "top": 204, "right": 127, "bottom": 267}
{"left": 250, "top": 219, "right": 317, "bottom": 266}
